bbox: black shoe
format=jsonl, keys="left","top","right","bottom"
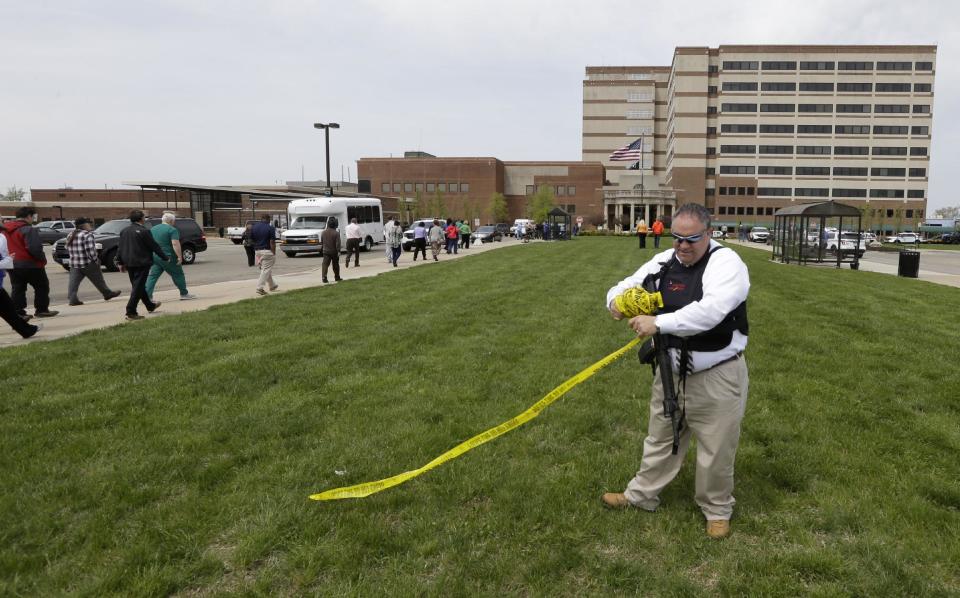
{"left": 334, "top": 276, "right": 343, "bottom": 281}
{"left": 126, "top": 314, "right": 145, "bottom": 321}
{"left": 104, "top": 290, "right": 122, "bottom": 301}
{"left": 322, "top": 278, "right": 329, "bottom": 283}
{"left": 344, "top": 263, "right": 348, "bottom": 268}
{"left": 69, "top": 301, "right": 84, "bottom": 306}
{"left": 147, "top": 302, "right": 161, "bottom": 313}
{"left": 22, "top": 322, "right": 42, "bottom": 338}
{"left": 35, "top": 310, "right": 59, "bottom": 318}
{"left": 434, "top": 256, "right": 439, "bottom": 261}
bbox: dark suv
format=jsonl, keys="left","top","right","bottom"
{"left": 53, "top": 217, "right": 207, "bottom": 271}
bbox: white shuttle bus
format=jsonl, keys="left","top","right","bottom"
{"left": 280, "top": 196, "right": 384, "bottom": 257}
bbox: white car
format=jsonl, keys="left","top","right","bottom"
{"left": 886, "top": 232, "right": 921, "bottom": 244}
{"left": 748, "top": 226, "right": 769, "bottom": 243}
{"left": 824, "top": 231, "right": 866, "bottom": 257}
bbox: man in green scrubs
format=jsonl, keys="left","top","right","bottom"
{"left": 145, "top": 212, "right": 197, "bottom": 301}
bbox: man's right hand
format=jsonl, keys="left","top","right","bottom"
{"left": 609, "top": 304, "right": 625, "bottom": 320}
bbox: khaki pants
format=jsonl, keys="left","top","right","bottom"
{"left": 624, "top": 355, "right": 748, "bottom": 520}
{"left": 256, "top": 250, "right": 276, "bottom": 291}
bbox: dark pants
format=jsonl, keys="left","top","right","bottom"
{"left": 244, "top": 245, "right": 256, "bottom": 267}
{"left": 0, "top": 286, "right": 37, "bottom": 337}
{"left": 322, "top": 253, "right": 340, "bottom": 281}
{"left": 638, "top": 232, "right": 646, "bottom": 248}
{"left": 391, "top": 246, "right": 401, "bottom": 266}
{"left": 345, "top": 238, "right": 361, "bottom": 267}
{"left": 67, "top": 261, "right": 114, "bottom": 303}
{"left": 461, "top": 234, "right": 470, "bottom": 249}
{"left": 9, "top": 268, "right": 50, "bottom": 316}
{"left": 654, "top": 234, "right": 661, "bottom": 248}
{"left": 413, "top": 238, "right": 427, "bottom": 260}
{"left": 126, "top": 266, "right": 158, "bottom": 316}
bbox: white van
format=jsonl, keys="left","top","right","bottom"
{"left": 511, "top": 219, "right": 535, "bottom": 237}
{"left": 281, "top": 197, "right": 384, "bottom": 257}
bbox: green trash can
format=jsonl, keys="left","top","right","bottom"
{"left": 898, "top": 250, "right": 920, "bottom": 278}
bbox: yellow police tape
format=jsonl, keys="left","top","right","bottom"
{"left": 310, "top": 336, "right": 643, "bottom": 501}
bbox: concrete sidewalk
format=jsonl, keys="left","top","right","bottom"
{"left": 1, "top": 239, "right": 518, "bottom": 348}
{"left": 722, "top": 238, "right": 960, "bottom": 288}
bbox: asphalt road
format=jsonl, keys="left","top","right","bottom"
{"left": 39, "top": 237, "right": 366, "bottom": 305}
{"left": 860, "top": 247, "right": 960, "bottom": 276}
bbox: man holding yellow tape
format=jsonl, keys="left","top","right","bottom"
{"left": 603, "top": 203, "right": 750, "bottom": 539}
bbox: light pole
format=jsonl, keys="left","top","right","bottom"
{"left": 313, "top": 122, "right": 340, "bottom": 196}
{"left": 52, "top": 205, "right": 63, "bottom": 220}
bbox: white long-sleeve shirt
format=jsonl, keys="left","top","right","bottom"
{"left": 0, "top": 233, "right": 12, "bottom": 270}
{"left": 606, "top": 240, "right": 750, "bottom": 372}
{"left": 345, "top": 222, "right": 362, "bottom": 240}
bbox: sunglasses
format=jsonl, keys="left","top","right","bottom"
{"left": 671, "top": 229, "right": 708, "bottom": 244}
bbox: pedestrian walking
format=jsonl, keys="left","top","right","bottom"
{"left": 384, "top": 218, "right": 395, "bottom": 263}
{"left": 321, "top": 216, "right": 342, "bottom": 283}
{"left": 241, "top": 222, "right": 256, "bottom": 267}
{"left": 428, "top": 219, "right": 444, "bottom": 261}
{"left": 66, "top": 217, "right": 121, "bottom": 306}
{"left": 344, "top": 217, "right": 361, "bottom": 268}
{"left": 637, "top": 218, "right": 648, "bottom": 249}
{"left": 652, "top": 217, "right": 664, "bottom": 249}
{"left": 0, "top": 231, "right": 42, "bottom": 338}
{"left": 145, "top": 212, "right": 197, "bottom": 301}
{"left": 459, "top": 220, "right": 472, "bottom": 249}
{"left": 387, "top": 219, "right": 403, "bottom": 267}
{"left": 1, "top": 206, "right": 58, "bottom": 319}
{"left": 412, "top": 220, "right": 428, "bottom": 261}
{"left": 251, "top": 214, "right": 279, "bottom": 295}
{"left": 117, "top": 210, "right": 168, "bottom": 320}
{"left": 445, "top": 219, "right": 458, "bottom": 254}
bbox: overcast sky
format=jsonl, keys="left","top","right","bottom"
{"left": 1, "top": 0, "right": 956, "bottom": 213}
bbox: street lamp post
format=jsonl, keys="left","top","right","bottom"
{"left": 52, "top": 205, "right": 63, "bottom": 220}
{"left": 313, "top": 122, "right": 340, "bottom": 196}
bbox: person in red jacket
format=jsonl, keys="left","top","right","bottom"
{"left": 444, "top": 219, "right": 459, "bottom": 254}
{"left": 652, "top": 217, "right": 665, "bottom": 249}
{"left": 1, "top": 207, "right": 58, "bottom": 319}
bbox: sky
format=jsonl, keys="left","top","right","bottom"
{"left": 1, "top": 0, "right": 956, "bottom": 213}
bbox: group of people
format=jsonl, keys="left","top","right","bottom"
{"left": 635, "top": 217, "right": 666, "bottom": 249}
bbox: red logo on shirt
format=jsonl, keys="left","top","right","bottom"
{"left": 666, "top": 280, "right": 686, "bottom": 292}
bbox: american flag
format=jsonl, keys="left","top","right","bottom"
{"left": 608, "top": 137, "right": 646, "bottom": 161}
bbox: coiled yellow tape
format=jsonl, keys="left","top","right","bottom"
{"left": 310, "top": 336, "right": 643, "bottom": 501}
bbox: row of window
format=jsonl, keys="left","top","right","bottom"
{"left": 719, "top": 145, "right": 928, "bottom": 157}
{"left": 525, "top": 185, "right": 577, "bottom": 196}
{"left": 715, "top": 205, "right": 919, "bottom": 218}
{"left": 721, "top": 61, "right": 933, "bottom": 71}
{"left": 718, "top": 165, "right": 927, "bottom": 177}
{"left": 715, "top": 186, "right": 924, "bottom": 198}
{"left": 721, "top": 103, "right": 931, "bottom": 114}
{"left": 721, "top": 82, "right": 932, "bottom": 93}
{"left": 720, "top": 124, "right": 929, "bottom": 135}
{"left": 381, "top": 181, "right": 471, "bottom": 194}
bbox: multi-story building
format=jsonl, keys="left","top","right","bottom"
{"left": 584, "top": 45, "right": 936, "bottom": 232}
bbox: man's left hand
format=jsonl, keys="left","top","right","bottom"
{"left": 629, "top": 315, "right": 658, "bottom": 337}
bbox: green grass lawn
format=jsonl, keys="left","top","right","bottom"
{"left": 2, "top": 238, "right": 959, "bottom": 596}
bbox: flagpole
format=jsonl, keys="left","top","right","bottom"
{"left": 640, "top": 133, "right": 645, "bottom": 219}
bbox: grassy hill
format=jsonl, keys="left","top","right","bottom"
{"left": 1, "top": 237, "right": 958, "bottom": 596}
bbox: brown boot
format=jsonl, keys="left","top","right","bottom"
{"left": 706, "top": 520, "right": 730, "bottom": 539}
{"left": 601, "top": 492, "right": 633, "bottom": 509}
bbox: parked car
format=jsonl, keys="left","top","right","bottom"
{"left": 940, "top": 232, "right": 960, "bottom": 244}
{"left": 36, "top": 220, "right": 76, "bottom": 245}
{"left": 494, "top": 223, "right": 511, "bottom": 237}
{"left": 748, "top": 226, "right": 769, "bottom": 243}
{"left": 510, "top": 219, "right": 535, "bottom": 237}
{"left": 472, "top": 225, "right": 504, "bottom": 244}
{"left": 52, "top": 217, "right": 207, "bottom": 271}
{"left": 824, "top": 231, "right": 866, "bottom": 257}
{"left": 401, "top": 218, "right": 443, "bottom": 252}
{"left": 885, "top": 232, "right": 922, "bottom": 244}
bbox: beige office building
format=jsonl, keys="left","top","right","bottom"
{"left": 584, "top": 45, "right": 936, "bottom": 231}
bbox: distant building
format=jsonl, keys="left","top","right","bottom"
{"left": 584, "top": 44, "right": 936, "bottom": 232}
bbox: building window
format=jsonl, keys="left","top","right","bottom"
{"left": 870, "top": 189, "right": 905, "bottom": 198}
{"left": 913, "top": 104, "right": 931, "bottom": 114}
{"left": 911, "top": 126, "right": 929, "bottom": 135}
{"left": 914, "top": 83, "right": 932, "bottom": 92}
{"left": 799, "top": 82, "right": 834, "bottom": 92}
{"left": 392, "top": 183, "right": 401, "bottom": 192}
{"left": 721, "top": 123, "right": 757, "bottom": 133}
{"left": 835, "top": 125, "right": 870, "bottom": 135}
{"left": 626, "top": 110, "right": 654, "bottom": 119}
{"left": 723, "top": 61, "right": 759, "bottom": 70}
{"left": 758, "top": 166, "right": 792, "bottom": 175}
{"left": 766, "top": 207, "right": 775, "bottom": 215}
{"left": 915, "top": 61, "right": 933, "bottom": 71}
{"left": 798, "top": 103, "right": 833, "bottom": 113}
{"left": 872, "top": 147, "right": 907, "bottom": 156}
{"left": 722, "top": 81, "right": 758, "bottom": 91}
{"left": 886, "top": 209, "right": 894, "bottom": 218}
{"left": 833, "top": 188, "right": 867, "bottom": 198}
{"left": 450, "top": 183, "right": 460, "bottom": 193}
{"left": 746, "top": 207, "right": 754, "bottom": 215}
{"left": 525, "top": 185, "right": 534, "bottom": 195}
{"left": 837, "top": 104, "right": 871, "bottom": 113}
{"left": 910, "top": 147, "right": 928, "bottom": 156}
{"left": 871, "top": 168, "right": 906, "bottom": 177}
{"left": 907, "top": 190, "right": 924, "bottom": 198}
{"left": 877, "top": 61, "right": 912, "bottom": 71}
{"left": 837, "top": 82, "right": 872, "bottom": 92}
{"left": 757, "top": 187, "right": 792, "bottom": 196}
{"left": 905, "top": 209, "right": 914, "bottom": 218}
{"left": 461, "top": 183, "right": 469, "bottom": 193}
{"left": 706, "top": 147, "right": 716, "bottom": 155}
{"left": 426, "top": 182, "right": 435, "bottom": 192}
{"left": 761, "top": 82, "right": 796, "bottom": 91}
{"left": 718, "top": 205, "right": 726, "bottom": 214}
{"left": 760, "top": 103, "right": 795, "bottom": 112}
{"left": 833, "top": 167, "right": 868, "bottom": 176}
{"left": 707, "top": 106, "right": 718, "bottom": 114}
{"left": 873, "top": 125, "right": 908, "bottom": 135}
{"left": 556, "top": 185, "right": 566, "bottom": 196}
{"left": 839, "top": 61, "right": 873, "bottom": 70}
{"left": 719, "top": 165, "right": 755, "bottom": 175}
{"left": 796, "top": 167, "right": 830, "bottom": 176}
{"left": 438, "top": 183, "right": 447, "bottom": 192}
{"left": 800, "top": 61, "right": 835, "bottom": 71}
{"left": 404, "top": 183, "right": 413, "bottom": 192}
{"left": 415, "top": 182, "right": 424, "bottom": 192}
{"left": 381, "top": 183, "right": 390, "bottom": 192}
{"left": 795, "top": 188, "right": 829, "bottom": 197}
{"left": 747, "top": 187, "right": 755, "bottom": 195}
{"left": 762, "top": 61, "right": 797, "bottom": 70}
{"left": 797, "top": 125, "right": 830, "bottom": 135}
{"left": 708, "top": 85, "right": 717, "bottom": 95}
{"left": 709, "top": 64, "right": 719, "bottom": 73}
{"left": 737, "top": 187, "right": 746, "bottom": 195}
{"left": 568, "top": 186, "right": 576, "bottom": 195}
{"left": 721, "top": 145, "right": 756, "bottom": 154}
{"left": 722, "top": 103, "right": 757, "bottom": 113}
{"left": 719, "top": 187, "right": 727, "bottom": 195}
{"left": 760, "top": 124, "right": 795, "bottom": 134}
{"left": 834, "top": 146, "right": 869, "bottom": 155}
{"left": 759, "top": 145, "right": 793, "bottom": 154}
{"left": 909, "top": 168, "right": 926, "bottom": 177}
{"left": 874, "top": 104, "right": 909, "bottom": 113}
{"left": 706, "top": 188, "right": 716, "bottom": 196}
{"left": 875, "top": 83, "right": 911, "bottom": 93}
{"left": 707, "top": 126, "right": 717, "bottom": 135}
